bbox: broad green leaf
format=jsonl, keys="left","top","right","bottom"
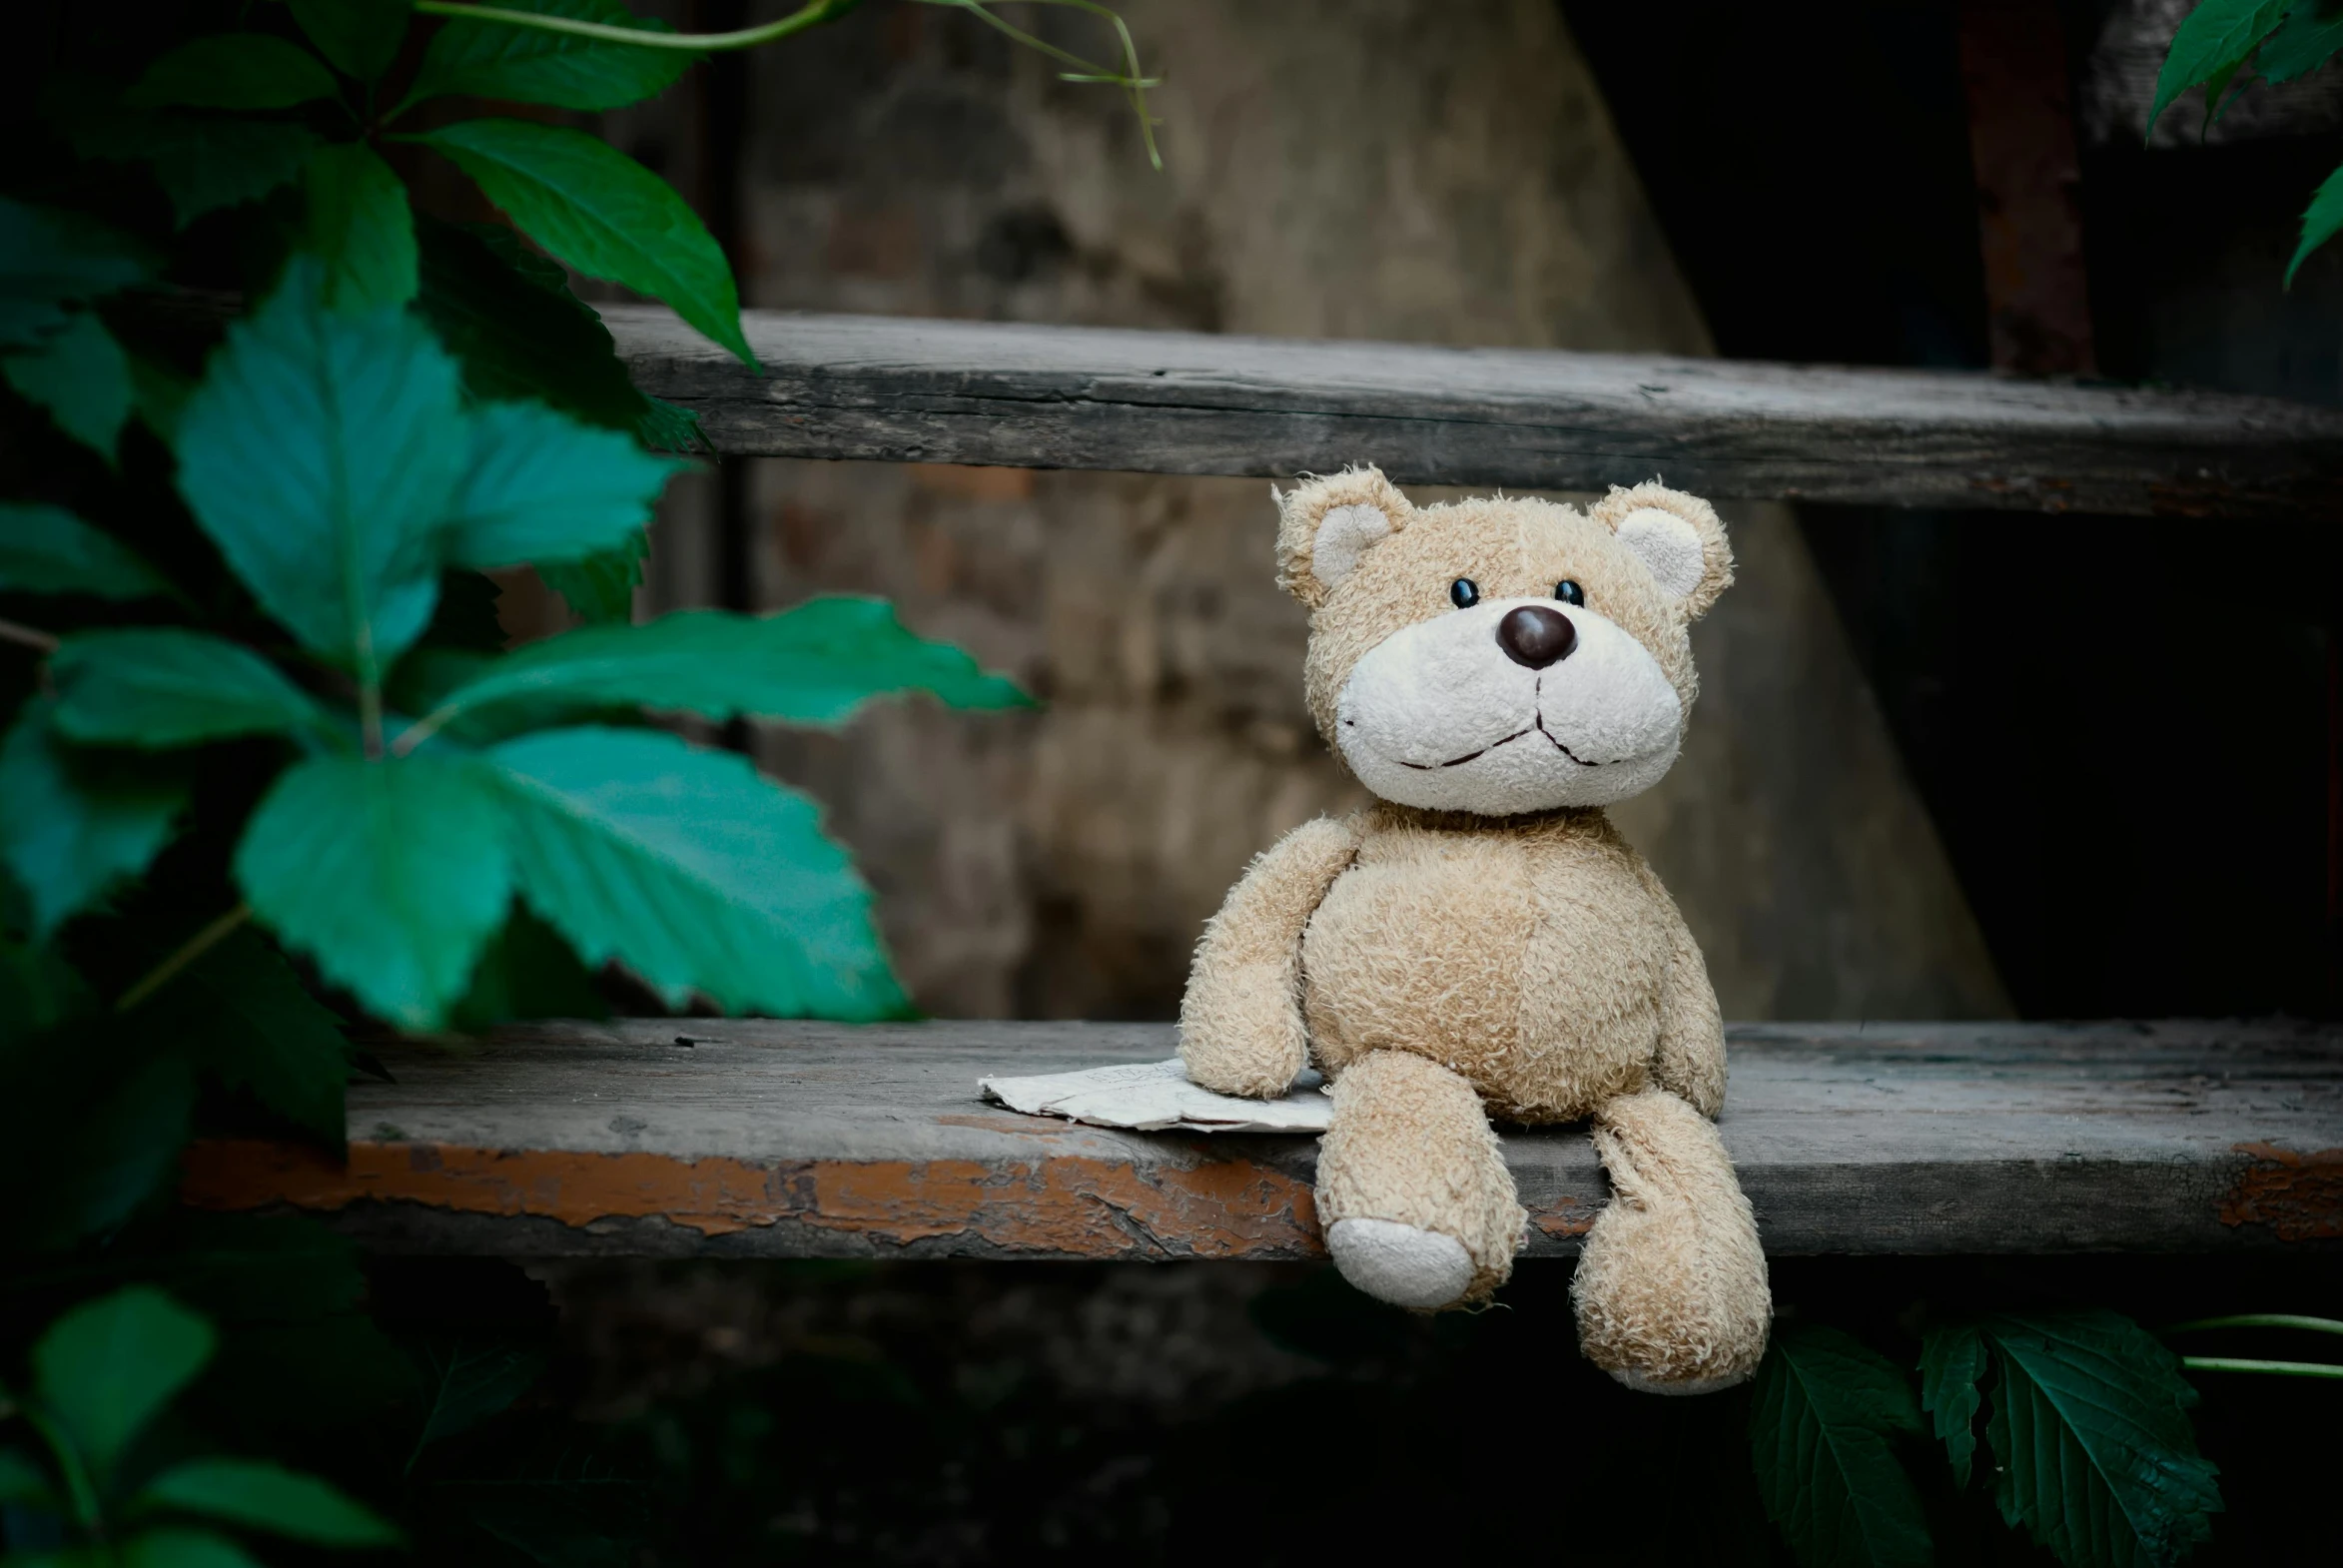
{"left": 440, "top": 399, "right": 680, "bottom": 568}
{"left": 131, "top": 355, "right": 196, "bottom": 442}
{"left": 450, "top": 903, "right": 609, "bottom": 1027}
{"left": 1979, "top": 1311, "right": 2221, "bottom": 1568}
{"left": 175, "top": 260, "right": 467, "bottom": 673}
{"left": 0, "top": 1049, "right": 195, "bottom": 1250}
{"left": 2261, "top": 0, "right": 2343, "bottom": 82}
{"left": 408, "top": 0, "right": 696, "bottom": 111}
{"left": 72, "top": 115, "right": 325, "bottom": 231}
{"left": 635, "top": 393, "right": 704, "bottom": 453}
{"left": 487, "top": 726, "right": 907, "bottom": 1019}
{"left": 0, "top": 199, "right": 151, "bottom": 350}
{"left": 0, "top": 933, "right": 95, "bottom": 1044}
{"left": 0, "top": 504, "right": 170, "bottom": 599}
{"left": 2148, "top": 0, "right": 2291, "bottom": 136}
{"left": 1919, "top": 1323, "right": 1987, "bottom": 1489}
{"left": 291, "top": 0, "right": 414, "bottom": 81}
{"left": 234, "top": 753, "right": 512, "bottom": 1029}
{"left": 138, "top": 1459, "right": 401, "bottom": 1547}
{"left": 5, "top": 311, "right": 134, "bottom": 459}
{"left": 0, "top": 698, "right": 189, "bottom": 938}
{"left": 411, "top": 600, "right": 1031, "bottom": 741}
{"left": 1748, "top": 1323, "right": 1934, "bottom": 1568}
{"left": 406, "top": 1333, "right": 550, "bottom": 1464}
{"left": 303, "top": 142, "right": 419, "bottom": 313}
{"left": 51, "top": 629, "right": 339, "bottom": 749}
{"left": 127, "top": 35, "right": 342, "bottom": 111}
{"left": 157, "top": 929, "right": 352, "bottom": 1146}
{"left": 389, "top": 646, "right": 628, "bottom": 745}
{"left": 119, "top": 1528, "right": 268, "bottom": 1568}
{"left": 414, "top": 217, "right": 653, "bottom": 433}
{"left": 0, "top": 1447, "right": 60, "bottom": 1510}
{"left": 536, "top": 530, "right": 648, "bottom": 623}
{"left": 2287, "top": 162, "right": 2343, "bottom": 287}
{"left": 32, "top": 1287, "right": 215, "bottom": 1483}
{"left": 412, "top": 119, "right": 754, "bottom": 366}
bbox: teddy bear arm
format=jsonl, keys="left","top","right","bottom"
{"left": 1638, "top": 863, "right": 1727, "bottom": 1120}
{"left": 1178, "top": 815, "right": 1363, "bottom": 1099}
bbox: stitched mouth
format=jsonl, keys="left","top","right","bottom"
{"left": 1392, "top": 717, "right": 1611, "bottom": 771}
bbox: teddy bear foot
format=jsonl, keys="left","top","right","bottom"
{"left": 1326, "top": 1217, "right": 1475, "bottom": 1309}
{"left": 1603, "top": 1364, "right": 1755, "bottom": 1397}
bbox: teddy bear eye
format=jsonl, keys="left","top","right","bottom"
{"left": 1554, "top": 580, "right": 1585, "bottom": 606}
{"left": 1449, "top": 578, "right": 1479, "bottom": 609}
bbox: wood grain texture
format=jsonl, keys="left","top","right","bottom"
{"left": 605, "top": 307, "right": 2343, "bottom": 518}
{"left": 180, "top": 1020, "right": 2343, "bottom": 1259}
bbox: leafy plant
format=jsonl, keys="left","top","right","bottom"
{"left": 2151, "top": 0, "right": 2343, "bottom": 282}
{"left": 0, "top": 1286, "right": 399, "bottom": 1563}
{"left": 1748, "top": 1323, "right": 1932, "bottom": 1568}
{"left": 4, "top": 0, "right": 1156, "bottom": 1557}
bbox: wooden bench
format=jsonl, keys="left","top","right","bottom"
{"left": 197, "top": 308, "right": 2343, "bottom": 1258}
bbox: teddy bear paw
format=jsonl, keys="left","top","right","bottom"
{"left": 1603, "top": 1364, "right": 1756, "bottom": 1397}
{"left": 1326, "top": 1217, "right": 1475, "bottom": 1308}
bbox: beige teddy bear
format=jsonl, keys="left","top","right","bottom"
{"left": 1178, "top": 465, "right": 1771, "bottom": 1393}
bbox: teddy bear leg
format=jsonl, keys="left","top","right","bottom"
{"left": 1315, "top": 1050, "right": 1522, "bottom": 1310}
{"left": 1573, "top": 1088, "right": 1771, "bottom": 1394}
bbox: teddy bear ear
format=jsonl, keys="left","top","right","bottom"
{"left": 1590, "top": 480, "right": 1735, "bottom": 620}
{"left": 1273, "top": 465, "right": 1414, "bottom": 607}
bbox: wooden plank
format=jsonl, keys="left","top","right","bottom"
{"left": 604, "top": 306, "right": 2343, "bottom": 519}
{"left": 181, "top": 1020, "right": 2343, "bottom": 1261}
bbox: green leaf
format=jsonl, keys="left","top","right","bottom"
{"left": 131, "top": 354, "right": 197, "bottom": 443}
{"left": 159, "top": 929, "right": 351, "bottom": 1146}
{"left": 0, "top": 1048, "right": 195, "bottom": 1250}
{"left": 2147, "top": 0, "right": 2291, "bottom": 136}
{"left": 50, "top": 629, "right": 339, "bottom": 749}
{"left": 1978, "top": 1311, "right": 2221, "bottom": 1568}
{"left": 2287, "top": 161, "right": 2343, "bottom": 287}
{"left": 234, "top": 753, "right": 512, "bottom": 1029}
{"left": 413, "top": 217, "right": 654, "bottom": 432}
{"left": 32, "top": 1287, "right": 216, "bottom": 1483}
{"left": 412, "top": 600, "right": 1031, "bottom": 741}
{"left": 2261, "top": 0, "right": 2343, "bottom": 82}
{"left": 118, "top": 1527, "right": 268, "bottom": 1568}
{"left": 0, "top": 1447, "right": 61, "bottom": 1510}
{"left": 137, "top": 1459, "right": 401, "bottom": 1547}
{"left": 1748, "top": 1322, "right": 1934, "bottom": 1568}
{"left": 1919, "top": 1323, "right": 1987, "bottom": 1489}
{"left": 303, "top": 142, "right": 419, "bottom": 313}
{"left": 175, "top": 260, "right": 467, "bottom": 672}
{"left": 74, "top": 115, "right": 326, "bottom": 231}
{"left": 5, "top": 311, "right": 135, "bottom": 460}
{"left": 0, "top": 199, "right": 151, "bottom": 350}
{"left": 412, "top": 119, "right": 754, "bottom": 366}
{"left": 0, "top": 503, "right": 170, "bottom": 599}
{"left": 127, "top": 34, "right": 343, "bottom": 111}
{"left": 407, "top": 1333, "right": 550, "bottom": 1465}
{"left": 635, "top": 393, "right": 704, "bottom": 453}
{"left": 408, "top": 0, "right": 697, "bottom": 112}
{"left": 0, "top": 697, "right": 189, "bottom": 938}
{"left": 536, "top": 530, "right": 648, "bottom": 623}
{"left": 487, "top": 726, "right": 907, "bottom": 1019}
{"left": 450, "top": 903, "right": 609, "bottom": 1027}
{"left": 440, "top": 399, "right": 680, "bottom": 568}
{"left": 146, "top": 1213, "right": 366, "bottom": 1323}
{"left": 291, "top": 0, "right": 415, "bottom": 81}
{"left": 0, "top": 933, "right": 95, "bottom": 1045}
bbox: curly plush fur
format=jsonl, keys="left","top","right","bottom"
{"left": 1179, "top": 466, "right": 1771, "bottom": 1393}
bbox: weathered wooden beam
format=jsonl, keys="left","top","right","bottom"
{"left": 181, "top": 1020, "right": 2343, "bottom": 1260}
{"left": 602, "top": 306, "right": 2343, "bottom": 519}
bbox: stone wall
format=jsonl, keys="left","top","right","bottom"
{"left": 629, "top": 0, "right": 2008, "bottom": 1021}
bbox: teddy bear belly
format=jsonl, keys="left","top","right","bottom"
{"left": 1297, "top": 845, "right": 1667, "bottom": 1122}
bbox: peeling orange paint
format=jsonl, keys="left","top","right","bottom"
{"left": 1527, "top": 1196, "right": 1598, "bottom": 1240}
{"left": 2219, "top": 1143, "right": 2343, "bottom": 1241}
{"left": 180, "top": 1137, "right": 1324, "bottom": 1258}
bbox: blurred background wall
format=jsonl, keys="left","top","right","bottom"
{"left": 588, "top": 0, "right": 2009, "bottom": 1024}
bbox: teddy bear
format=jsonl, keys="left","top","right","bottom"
{"left": 1178, "top": 465, "right": 1771, "bottom": 1393}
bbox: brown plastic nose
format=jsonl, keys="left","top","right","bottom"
{"left": 1497, "top": 604, "right": 1577, "bottom": 668}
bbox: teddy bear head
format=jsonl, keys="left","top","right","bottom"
{"left": 1275, "top": 466, "right": 1733, "bottom": 816}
